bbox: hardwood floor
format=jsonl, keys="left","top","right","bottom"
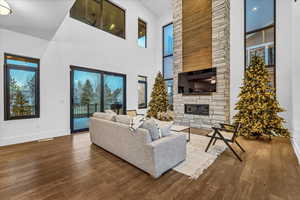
{"left": 0, "top": 131, "right": 299, "bottom": 200}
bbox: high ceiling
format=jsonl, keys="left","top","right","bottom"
{"left": 0, "top": 0, "right": 172, "bottom": 40}
{"left": 0, "top": 0, "right": 75, "bottom": 40}
{"left": 139, "top": 0, "right": 172, "bottom": 17}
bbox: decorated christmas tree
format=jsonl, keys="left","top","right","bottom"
{"left": 234, "top": 56, "right": 289, "bottom": 138}
{"left": 147, "top": 72, "right": 169, "bottom": 120}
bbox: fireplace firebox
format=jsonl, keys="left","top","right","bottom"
{"left": 184, "top": 104, "right": 209, "bottom": 116}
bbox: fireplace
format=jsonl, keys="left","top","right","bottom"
{"left": 184, "top": 104, "right": 209, "bottom": 116}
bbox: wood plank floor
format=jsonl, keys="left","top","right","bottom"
{"left": 0, "top": 130, "right": 299, "bottom": 200}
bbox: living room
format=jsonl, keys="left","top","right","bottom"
{"left": 0, "top": 0, "right": 300, "bottom": 199}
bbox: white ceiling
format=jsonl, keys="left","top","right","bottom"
{"left": 0, "top": 0, "right": 75, "bottom": 40}
{"left": 139, "top": 0, "right": 172, "bottom": 17}
{"left": 0, "top": 0, "right": 172, "bottom": 40}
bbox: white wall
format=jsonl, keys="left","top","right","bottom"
{"left": 292, "top": 1, "right": 300, "bottom": 162}
{"left": 0, "top": 0, "right": 160, "bottom": 146}
{"left": 229, "top": 0, "right": 244, "bottom": 120}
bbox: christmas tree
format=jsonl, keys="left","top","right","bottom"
{"left": 234, "top": 56, "right": 289, "bottom": 138}
{"left": 147, "top": 72, "right": 169, "bottom": 120}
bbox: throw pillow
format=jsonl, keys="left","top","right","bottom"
{"left": 141, "top": 119, "right": 160, "bottom": 141}
{"left": 160, "top": 122, "right": 173, "bottom": 137}
{"left": 93, "top": 112, "right": 116, "bottom": 121}
{"left": 129, "top": 116, "right": 146, "bottom": 132}
{"left": 115, "top": 115, "right": 132, "bottom": 125}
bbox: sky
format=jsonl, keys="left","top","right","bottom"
{"left": 10, "top": 69, "right": 35, "bottom": 87}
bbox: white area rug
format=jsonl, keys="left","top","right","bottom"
{"left": 173, "top": 132, "right": 227, "bottom": 179}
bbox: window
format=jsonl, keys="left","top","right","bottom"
{"left": 245, "top": 0, "right": 276, "bottom": 88}
{"left": 163, "top": 23, "right": 174, "bottom": 106}
{"left": 4, "top": 53, "right": 40, "bottom": 120}
{"left": 104, "top": 74, "right": 125, "bottom": 113}
{"left": 138, "top": 19, "right": 147, "bottom": 48}
{"left": 70, "top": 0, "right": 126, "bottom": 39}
{"left": 71, "top": 66, "right": 126, "bottom": 132}
{"left": 138, "top": 76, "right": 147, "bottom": 109}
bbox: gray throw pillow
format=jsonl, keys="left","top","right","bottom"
{"left": 141, "top": 119, "right": 160, "bottom": 141}
{"left": 115, "top": 115, "right": 132, "bottom": 125}
{"left": 160, "top": 123, "right": 173, "bottom": 137}
{"left": 93, "top": 112, "right": 116, "bottom": 121}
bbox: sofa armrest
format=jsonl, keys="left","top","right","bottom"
{"left": 146, "top": 134, "right": 187, "bottom": 178}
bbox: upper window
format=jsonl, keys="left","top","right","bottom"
{"left": 245, "top": 0, "right": 276, "bottom": 88}
{"left": 138, "top": 76, "right": 147, "bottom": 109}
{"left": 138, "top": 19, "right": 147, "bottom": 48}
{"left": 70, "top": 0, "right": 126, "bottom": 39}
{"left": 4, "top": 54, "right": 40, "bottom": 120}
{"left": 245, "top": 0, "right": 274, "bottom": 33}
{"left": 163, "top": 23, "right": 174, "bottom": 106}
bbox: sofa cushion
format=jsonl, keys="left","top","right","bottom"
{"left": 115, "top": 115, "right": 132, "bottom": 125}
{"left": 93, "top": 112, "right": 116, "bottom": 121}
{"left": 141, "top": 119, "right": 160, "bottom": 141}
{"left": 105, "top": 110, "right": 117, "bottom": 115}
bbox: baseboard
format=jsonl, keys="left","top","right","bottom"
{"left": 0, "top": 129, "right": 70, "bottom": 147}
{"left": 291, "top": 135, "right": 300, "bottom": 164}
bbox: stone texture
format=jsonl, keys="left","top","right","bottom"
{"left": 173, "top": 0, "right": 230, "bottom": 129}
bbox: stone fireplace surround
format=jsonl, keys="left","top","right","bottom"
{"left": 173, "top": 0, "right": 230, "bottom": 129}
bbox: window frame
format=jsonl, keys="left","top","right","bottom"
{"left": 138, "top": 18, "right": 147, "bottom": 48}
{"left": 70, "top": 65, "right": 127, "bottom": 133}
{"left": 162, "top": 22, "right": 174, "bottom": 81}
{"left": 4, "top": 53, "right": 40, "bottom": 121}
{"left": 138, "top": 75, "right": 147, "bottom": 109}
{"left": 162, "top": 23, "right": 174, "bottom": 106}
{"left": 70, "top": 0, "right": 126, "bottom": 39}
{"left": 244, "top": 0, "right": 276, "bottom": 89}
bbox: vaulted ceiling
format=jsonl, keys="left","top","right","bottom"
{"left": 0, "top": 0, "right": 75, "bottom": 40}
{"left": 0, "top": 0, "right": 171, "bottom": 40}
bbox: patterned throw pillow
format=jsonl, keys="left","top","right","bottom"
{"left": 129, "top": 116, "right": 146, "bottom": 132}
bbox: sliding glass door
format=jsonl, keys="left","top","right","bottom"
{"left": 70, "top": 66, "right": 126, "bottom": 133}
{"left": 104, "top": 74, "right": 125, "bottom": 114}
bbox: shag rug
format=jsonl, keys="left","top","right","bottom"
{"left": 172, "top": 132, "right": 227, "bottom": 179}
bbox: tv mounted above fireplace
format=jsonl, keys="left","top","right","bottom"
{"left": 178, "top": 68, "right": 217, "bottom": 95}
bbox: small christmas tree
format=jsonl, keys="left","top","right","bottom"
{"left": 147, "top": 72, "right": 169, "bottom": 119}
{"left": 234, "top": 56, "right": 289, "bottom": 138}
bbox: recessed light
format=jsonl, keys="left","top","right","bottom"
{"left": 252, "top": 7, "right": 258, "bottom": 12}
{"left": 0, "top": 0, "right": 12, "bottom": 15}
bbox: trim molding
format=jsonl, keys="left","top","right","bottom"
{"left": 291, "top": 134, "right": 300, "bottom": 164}
{"left": 0, "top": 129, "right": 70, "bottom": 147}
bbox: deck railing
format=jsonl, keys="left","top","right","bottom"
{"left": 73, "top": 104, "right": 100, "bottom": 118}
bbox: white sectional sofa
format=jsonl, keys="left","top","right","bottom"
{"left": 89, "top": 115, "right": 186, "bottom": 178}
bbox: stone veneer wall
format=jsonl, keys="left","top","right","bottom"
{"left": 173, "top": 0, "right": 230, "bottom": 128}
